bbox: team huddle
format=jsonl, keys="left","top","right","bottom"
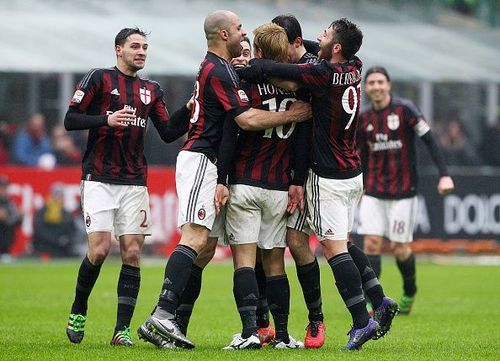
{"left": 64, "top": 9, "right": 454, "bottom": 352}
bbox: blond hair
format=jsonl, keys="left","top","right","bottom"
{"left": 253, "top": 23, "right": 288, "bottom": 63}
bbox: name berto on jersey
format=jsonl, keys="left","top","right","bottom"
{"left": 331, "top": 69, "right": 361, "bottom": 86}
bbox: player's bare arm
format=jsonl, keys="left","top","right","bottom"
{"left": 235, "top": 100, "right": 311, "bottom": 131}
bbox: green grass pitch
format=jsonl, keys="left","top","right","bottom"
{"left": 1, "top": 258, "right": 499, "bottom": 360}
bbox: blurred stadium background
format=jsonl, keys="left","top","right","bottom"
{"left": 1, "top": 0, "right": 499, "bottom": 260}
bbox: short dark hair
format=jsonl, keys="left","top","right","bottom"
{"left": 364, "top": 66, "right": 391, "bottom": 82}
{"left": 115, "top": 27, "right": 148, "bottom": 46}
{"left": 272, "top": 14, "right": 302, "bottom": 44}
{"left": 242, "top": 35, "right": 252, "bottom": 52}
{"left": 330, "top": 18, "right": 363, "bottom": 60}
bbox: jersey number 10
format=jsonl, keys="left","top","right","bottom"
{"left": 262, "top": 97, "right": 296, "bottom": 139}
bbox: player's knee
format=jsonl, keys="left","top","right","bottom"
{"left": 122, "top": 246, "right": 141, "bottom": 265}
{"left": 263, "top": 261, "right": 285, "bottom": 277}
{"left": 364, "top": 236, "right": 382, "bottom": 255}
{"left": 88, "top": 246, "right": 109, "bottom": 265}
{"left": 392, "top": 243, "right": 411, "bottom": 260}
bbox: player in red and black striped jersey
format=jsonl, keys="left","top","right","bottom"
{"left": 268, "top": 14, "right": 325, "bottom": 349}
{"left": 238, "top": 18, "right": 393, "bottom": 350}
{"left": 64, "top": 27, "right": 190, "bottom": 347}
{"left": 221, "top": 23, "right": 311, "bottom": 350}
{"left": 139, "top": 11, "right": 312, "bottom": 350}
{"left": 357, "top": 66, "right": 454, "bottom": 315}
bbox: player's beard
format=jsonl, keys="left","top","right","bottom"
{"left": 318, "top": 40, "right": 334, "bottom": 62}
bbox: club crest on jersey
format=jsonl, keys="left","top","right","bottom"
{"left": 387, "top": 113, "right": 400, "bottom": 130}
{"left": 366, "top": 123, "right": 374, "bottom": 132}
{"left": 140, "top": 88, "right": 151, "bottom": 105}
{"left": 72, "top": 90, "right": 85, "bottom": 103}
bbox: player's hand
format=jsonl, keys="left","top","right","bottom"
{"left": 107, "top": 108, "right": 136, "bottom": 127}
{"left": 437, "top": 176, "right": 454, "bottom": 195}
{"left": 214, "top": 184, "right": 229, "bottom": 215}
{"left": 289, "top": 101, "right": 312, "bottom": 122}
{"left": 287, "top": 185, "right": 304, "bottom": 214}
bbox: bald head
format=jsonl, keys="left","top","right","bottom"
{"left": 204, "top": 10, "right": 237, "bottom": 41}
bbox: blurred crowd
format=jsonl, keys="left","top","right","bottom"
{"left": 0, "top": 175, "right": 86, "bottom": 262}
{"left": 0, "top": 113, "right": 86, "bottom": 169}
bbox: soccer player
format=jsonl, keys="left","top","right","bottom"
{"left": 221, "top": 22, "right": 309, "bottom": 350}
{"left": 357, "top": 66, "right": 454, "bottom": 314}
{"left": 238, "top": 18, "right": 398, "bottom": 350}
{"left": 64, "top": 27, "right": 191, "bottom": 346}
{"left": 271, "top": 14, "right": 325, "bottom": 349}
{"left": 173, "top": 36, "right": 254, "bottom": 340}
{"left": 137, "top": 10, "right": 311, "bottom": 350}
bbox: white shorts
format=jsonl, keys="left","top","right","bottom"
{"left": 357, "top": 195, "right": 418, "bottom": 243}
{"left": 176, "top": 150, "right": 217, "bottom": 231}
{"left": 287, "top": 198, "right": 313, "bottom": 235}
{"left": 81, "top": 180, "right": 152, "bottom": 237}
{"left": 226, "top": 184, "right": 288, "bottom": 249}
{"left": 306, "top": 170, "right": 363, "bottom": 241}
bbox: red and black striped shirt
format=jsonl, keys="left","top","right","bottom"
{"left": 68, "top": 67, "right": 170, "bottom": 186}
{"left": 255, "top": 56, "right": 363, "bottom": 179}
{"left": 182, "top": 52, "right": 250, "bottom": 161}
{"left": 230, "top": 81, "right": 311, "bottom": 191}
{"left": 358, "top": 96, "right": 429, "bottom": 199}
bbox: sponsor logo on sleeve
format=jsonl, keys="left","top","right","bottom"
{"left": 237, "top": 90, "right": 249, "bottom": 103}
{"left": 72, "top": 90, "right": 85, "bottom": 103}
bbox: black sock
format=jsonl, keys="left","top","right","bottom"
{"left": 267, "top": 274, "right": 290, "bottom": 343}
{"left": 367, "top": 255, "right": 382, "bottom": 279}
{"left": 157, "top": 245, "right": 198, "bottom": 316}
{"left": 176, "top": 264, "right": 203, "bottom": 335}
{"left": 296, "top": 258, "right": 323, "bottom": 322}
{"left": 255, "top": 261, "right": 270, "bottom": 328}
{"left": 328, "top": 253, "right": 369, "bottom": 329}
{"left": 348, "top": 243, "right": 385, "bottom": 309}
{"left": 233, "top": 267, "right": 259, "bottom": 338}
{"left": 397, "top": 253, "right": 417, "bottom": 297}
{"left": 115, "top": 264, "right": 140, "bottom": 332}
{"left": 71, "top": 256, "right": 101, "bottom": 315}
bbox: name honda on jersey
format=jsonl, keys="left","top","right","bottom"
{"left": 256, "top": 82, "right": 296, "bottom": 97}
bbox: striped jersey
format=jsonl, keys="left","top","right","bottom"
{"left": 293, "top": 56, "right": 363, "bottom": 179}
{"left": 357, "top": 96, "right": 431, "bottom": 199}
{"left": 68, "top": 67, "right": 170, "bottom": 186}
{"left": 182, "top": 52, "right": 250, "bottom": 161}
{"left": 230, "top": 81, "right": 310, "bottom": 191}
